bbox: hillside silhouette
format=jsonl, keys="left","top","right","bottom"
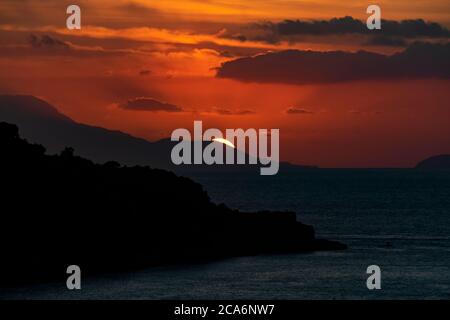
{"left": 0, "top": 122, "right": 345, "bottom": 286}
{"left": 0, "top": 95, "right": 316, "bottom": 175}
{"left": 0, "top": 94, "right": 172, "bottom": 169}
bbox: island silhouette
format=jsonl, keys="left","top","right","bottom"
{"left": 0, "top": 121, "right": 345, "bottom": 286}
{"left": 416, "top": 155, "right": 450, "bottom": 169}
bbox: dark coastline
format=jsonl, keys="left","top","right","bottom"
{"left": 0, "top": 122, "right": 346, "bottom": 288}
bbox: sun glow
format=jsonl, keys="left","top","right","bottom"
{"left": 212, "top": 138, "right": 236, "bottom": 149}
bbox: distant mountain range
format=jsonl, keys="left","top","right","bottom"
{"left": 0, "top": 95, "right": 315, "bottom": 174}
{"left": 2, "top": 94, "right": 448, "bottom": 173}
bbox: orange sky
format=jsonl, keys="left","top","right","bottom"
{"left": 0, "top": 0, "right": 449, "bottom": 167}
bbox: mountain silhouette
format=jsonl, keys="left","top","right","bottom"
{"left": 0, "top": 95, "right": 316, "bottom": 174}
{"left": 0, "top": 95, "right": 173, "bottom": 169}
{"left": 0, "top": 122, "right": 345, "bottom": 286}
{"left": 416, "top": 155, "right": 450, "bottom": 169}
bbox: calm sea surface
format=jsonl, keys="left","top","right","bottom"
{"left": 3, "top": 169, "right": 450, "bottom": 299}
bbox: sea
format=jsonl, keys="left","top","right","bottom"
{"left": 2, "top": 169, "right": 450, "bottom": 299}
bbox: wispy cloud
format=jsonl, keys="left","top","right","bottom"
{"left": 118, "top": 97, "right": 183, "bottom": 112}
{"left": 28, "top": 34, "right": 70, "bottom": 49}
{"left": 286, "top": 108, "right": 314, "bottom": 115}
{"left": 202, "top": 107, "right": 256, "bottom": 116}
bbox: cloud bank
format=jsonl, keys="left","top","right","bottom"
{"left": 221, "top": 17, "right": 450, "bottom": 45}
{"left": 272, "top": 17, "right": 450, "bottom": 38}
{"left": 217, "top": 42, "right": 450, "bottom": 84}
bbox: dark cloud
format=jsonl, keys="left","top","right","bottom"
{"left": 349, "top": 110, "right": 383, "bottom": 116}
{"left": 227, "top": 34, "right": 247, "bottom": 42}
{"left": 220, "top": 17, "right": 450, "bottom": 46}
{"left": 212, "top": 108, "right": 255, "bottom": 115}
{"left": 119, "top": 98, "right": 182, "bottom": 112}
{"left": 273, "top": 17, "right": 450, "bottom": 38}
{"left": 286, "top": 108, "right": 314, "bottom": 115}
{"left": 384, "top": 19, "right": 450, "bottom": 38}
{"left": 139, "top": 70, "right": 152, "bottom": 76}
{"left": 0, "top": 34, "right": 134, "bottom": 59}
{"left": 216, "top": 42, "right": 450, "bottom": 85}
{"left": 218, "top": 50, "right": 235, "bottom": 58}
{"left": 29, "top": 34, "right": 70, "bottom": 49}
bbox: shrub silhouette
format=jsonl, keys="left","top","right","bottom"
{"left": 0, "top": 122, "right": 345, "bottom": 286}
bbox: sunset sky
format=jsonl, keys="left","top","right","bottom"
{"left": 0, "top": 0, "right": 449, "bottom": 167}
